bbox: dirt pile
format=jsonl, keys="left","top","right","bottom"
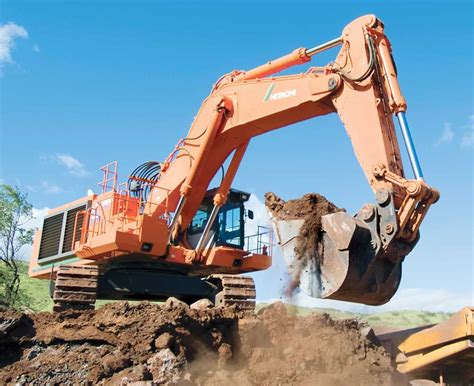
{"left": 0, "top": 301, "right": 405, "bottom": 385}
{"left": 265, "top": 192, "right": 344, "bottom": 293}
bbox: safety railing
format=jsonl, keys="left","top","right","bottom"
{"left": 244, "top": 226, "right": 274, "bottom": 256}
{"left": 71, "top": 209, "right": 87, "bottom": 250}
{"left": 99, "top": 161, "right": 118, "bottom": 194}
{"left": 72, "top": 195, "right": 113, "bottom": 246}
{"left": 70, "top": 161, "right": 172, "bottom": 250}
{"left": 113, "top": 183, "right": 171, "bottom": 230}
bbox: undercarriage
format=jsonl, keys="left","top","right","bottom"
{"left": 52, "top": 263, "right": 257, "bottom": 312}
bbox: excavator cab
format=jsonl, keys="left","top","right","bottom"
{"left": 187, "top": 188, "right": 251, "bottom": 250}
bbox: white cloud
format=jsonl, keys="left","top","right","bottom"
{"left": 28, "top": 207, "right": 50, "bottom": 229}
{"left": 33, "top": 43, "right": 40, "bottom": 53}
{"left": 461, "top": 115, "right": 473, "bottom": 148}
{"left": 434, "top": 116, "right": 473, "bottom": 149}
{"left": 40, "top": 181, "right": 63, "bottom": 194}
{"left": 0, "top": 22, "right": 28, "bottom": 66}
{"left": 245, "top": 194, "right": 270, "bottom": 232}
{"left": 56, "top": 153, "right": 88, "bottom": 177}
{"left": 435, "top": 123, "right": 454, "bottom": 146}
{"left": 261, "top": 287, "right": 472, "bottom": 314}
{"left": 26, "top": 181, "right": 64, "bottom": 194}
{"left": 379, "top": 288, "right": 473, "bottom": 313}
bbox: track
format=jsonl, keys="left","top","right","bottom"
{"left": 52, "top": 268, "right": 255, "bottom": 312}
{"left": 211, "top": 275, "right": 256, "bottom": 311}
{"left": 53, "top": 265, "right": 98, "bottom": 312}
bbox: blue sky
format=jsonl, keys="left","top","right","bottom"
{"left": 1, "top": 0, "right": 472, "bottom": 311}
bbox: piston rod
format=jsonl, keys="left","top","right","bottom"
{"left": 305, "top": 36, "right": 343, "bottom": 57}
{"left": 396, "top": 112, "right": 424, "bottom": 180}
{"left": 237, "top": 36, "right": 343, "bottom": 81}
{"left": 168, "top": 195, "right": 187, "bottom": 243}
{"left": 195, "top": 204, "right": 220, "bottom": 254}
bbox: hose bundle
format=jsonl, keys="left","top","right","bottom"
{"left": 127, "top": 161, "right": 161, "bottom": 202}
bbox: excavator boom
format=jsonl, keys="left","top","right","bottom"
{"left": 145, "top": 14, "right": 438, "bottom": 304}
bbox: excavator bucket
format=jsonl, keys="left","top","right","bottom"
{"left": 266, "top": 192, "right": 416, "bottom": 306}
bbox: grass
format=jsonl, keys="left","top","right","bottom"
{"left": 256, "top": 303, "right": 451, "bottom": 330}
{"left": 2, "top": 261, "right": 451, "bottom": 329}
{"left": 1, "top": 260, "right": 53, "bottom": 312}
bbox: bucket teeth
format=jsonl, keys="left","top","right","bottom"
{"left": 53, "top": 265, "right": 98, "bottom": 312}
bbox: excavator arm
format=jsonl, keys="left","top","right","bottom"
{"left": 152, "top": 15, "right": 437, "bottom": 245}
{"left": 147, "top": 14, "right": 438, "bottom": 304}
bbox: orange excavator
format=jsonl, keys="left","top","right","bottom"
{"left": 29, "top": 14, "right": 438, "bottom": 312}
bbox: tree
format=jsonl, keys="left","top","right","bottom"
{"left": 0, "top": 184, "right": 34, "bottom": 308}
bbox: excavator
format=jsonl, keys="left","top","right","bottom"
{"left": 29, "top": 14, "right": 439, "bottom": 312}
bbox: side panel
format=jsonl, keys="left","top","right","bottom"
{"left": 29, "top": 197, "right": 93, "bottom": 278}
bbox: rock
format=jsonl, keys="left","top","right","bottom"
{"left": 410, "top": 380, "right": 438, "bottom": 386}
{"left": 360, "top": 326, "right": 380, "bottom": 346}
{"left": 190, "top": 298, "right": 214, "bottom": 310}
{"left": 147, "top": 348, "right": 180, "bottom": 384}
{"left": 26, "top": 344, "right": 44, "bottom": 360}
{"left": 0, "top": 310, "right": 25, "bottom": 341}
{"left": 110, "top": 364, "right": 151, "bottom": 385}
{"left": 283, "top": 347, "right": 294, "bottom": 356}
{"left": 102, "top": 350, "right": 132, "bottom": 373}
{"left": 163, "top": 297, "right": 190, "bottom": 311}
{"left": 258, "top": 301, "right": 287, "bottom": 316}
{"left": 154, "top": 332, "right": 174, "bottom": 350}
{"left": 14, "top": 374, "right": 29, "bottom": 386}
{"left": 217, "top": 343, "right": 232, "bottom": 368}
{"left": 0, "top": 319, "right": 19, "bottom": 339}
{"left": 182, "top": 372, "right": 192, "bottom": 381}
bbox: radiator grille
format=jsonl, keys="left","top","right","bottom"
{"left": 62, "top": 205, "right": 86, "bottom": 253}
{"left": 38, "top": 213, "right": 63, "bottom": 260}
{"left": 37, "top": 203, "right": 88, "bottom": 261}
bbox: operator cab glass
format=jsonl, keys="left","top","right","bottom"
{"left": 188, "top": 188, "right": 250, "bottom": 250}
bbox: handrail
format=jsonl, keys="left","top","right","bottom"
{"left": 71, "top": 210, "right": 86, "bottom": 251}
{"left": 74, "top": 161, "right": 174, "bottom": 250}
{"left": 244, "top": 226, "right": 274, "bottom": 255}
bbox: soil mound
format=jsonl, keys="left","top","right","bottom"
{"left": 0, "top": 301, "right": 404, "bottom": 385}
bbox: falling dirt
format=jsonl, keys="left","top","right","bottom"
{"left": 0, "top": 301, "right": 405, "bottom": 385}
{"left": 265, "top": 192, "right": 344, "bottom": 294}
{"left": 264, "top": 192, "right": 344, "bottom": 262}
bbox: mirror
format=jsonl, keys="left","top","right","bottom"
{"left": 247, "top": 210, "right": 254, "bottom": 220}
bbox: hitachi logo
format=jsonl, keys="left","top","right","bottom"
{"left": 263, "top": 83, "right": 297, "bottom": 102}
{"left": 269, "top": 89, "right": 296, "bottom": 100}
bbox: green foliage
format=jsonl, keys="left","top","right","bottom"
{"left": 0, "top": 260, "right": 53, "bottom": 312}
{"left": 257, "top": 303, "right": 452, "bottom": 329}
{"left": 0, "top": 184, "right": 35, "bottom": 309}
{"left": 0, "top": 262, "right": 31, "bottom": 308}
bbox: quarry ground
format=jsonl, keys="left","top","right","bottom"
{"left": 0, "top": 300, "right": 409, "bottom": 385}
{"left": 0, "top": 190, "right": 452, "bottom": 385}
